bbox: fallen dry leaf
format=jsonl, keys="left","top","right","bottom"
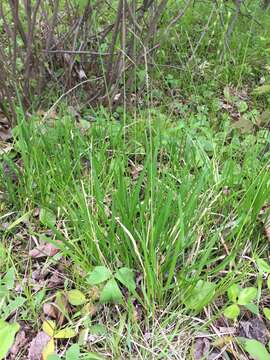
{"left": 131, "top": 164, "right": 144, "bottom": 180}
{"left": 0, "top": 127, "right": 12, "bottom": 140}
{"left": 43, "top": 303, "right": 58, "bottom": 319}
{"left": 28, "top": 331, "right": 51, "bottom": 360}
{"left": 0, "top": 142, "right": 13, "bottom": 155}
{"left": 9, "top": 330, "right": 28, "bottom": 358}
{"left": 47, "top": 271, "right": 64, "bottom": 289}
{"left": 239, "top": 318, "right": 269, "bottom": 345}
{"left": 42, "top": 338, "right": 55, "bottom": 360}
{"left": 29, "top": 242, "right": 61, "bottom": 258}
{"left": 0, "top": 114, "right": 12, "bottom": 140}
{"left": 193, "top": 337, "right": 210, "bottom": 360}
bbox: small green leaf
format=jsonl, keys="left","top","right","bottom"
{"left": 67, "top": 289, "right": 87, "bottom": 306}
{"left": 54, "top": 327, "right": 76, "bottom": 339}
{"left": 66, "top": 344, "right": 80, "bottom": 360}
{"left": 184, "top": 280, "right": 215, "bottom": 311}
{"left": 227, "top": 284, "right": 240, "bottom": 302}
{"left": 47, "top": 355, "right": 61, "bottom": 360}
{"left": 237, "top": 100, "right": 248, "bottom": 113}
{"left": 244, "top": 303, "right": 259, "bottom": 315}
{"left": 267, "top": 276, "right": 270, "bottom": 290}
{"left": 224, "top": 304, "right": 240, "bottom": 320}
{"left": 0, "top": 320, "right": 20, "bottom": 360}
{"left": 238, "top": 287, "right": 257, "bottom": 305}
{"left": 87, "top": 266, "right": 112, "bottom": 285}
{"left": 256, "top": 259, "right": 270, "bottom": 274}
{"left": 115, "top": 267, "right": 136, "bottom": 292}
{"left": 100, "top": 279, "right": 123, "bottom": 304}
{"left": 3, "top": 297, "right": 26, "bottom": 320}
{"left": 263, "top": 308, "right": 270, "bottom": 320}
{"left": 3, "top": 268, "right": 15, "bottom": 290}
{"left": 239, "top": 338, "right": 270, "bottom": 360}
{"left": 40, "top": 208, "right": 56, "bottom": 228}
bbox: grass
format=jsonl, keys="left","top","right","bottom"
{"left": 0, "top": 1, "right": 270, "bottom": 358}
{"left": 0, "top": 98, "right": 269, "bottom": 357}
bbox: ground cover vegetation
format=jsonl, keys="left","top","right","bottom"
{"left": 0, "top": 0, "right": 270, "bottom": 359}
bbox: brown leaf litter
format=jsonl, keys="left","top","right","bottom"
{"left": 28, "top": 331, "right": 51, "bottom": 360}
{"left": 29, "top": 241, "right": 61, "bottom": 258}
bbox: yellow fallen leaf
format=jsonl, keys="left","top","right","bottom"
{"left": 42, "top": 338, "right": 55, "bottom": 360}
{"left": 54, "top": 327, "right": 76, "bottom": 339}
{"left": 42, "top": 320, "right": 56, "bottom": 337}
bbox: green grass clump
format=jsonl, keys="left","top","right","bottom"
{"left": 1, "top": 107, "right": 269, "bottom": 318}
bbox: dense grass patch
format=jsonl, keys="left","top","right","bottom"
{"left": 1, "top": 108, "right": 269, "bottom": 316}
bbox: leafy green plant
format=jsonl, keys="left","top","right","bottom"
{"left": 41, "top": 319, "right": 77, "bottom": 359}
{"left": 239, "top": 338, "right": 270, "bottom": 360}
{"left": 0, "top": 268, "right": 25, "bottom": 357}
{"left": 87, "top": 266, "right": 136, "bottom": 304}
{"left": 0, "top": 320, "right": 20, "bottom": 360}
{"left": 224, "top": 284, "right": 257, "bottom": 320}
{"left": 184, "top": 280, "right": 216, "bottom": 312}
{"left": 224, "top": 258, "right": 270, "bottom": 320}
{"left": 256, "top": 258, "right": 270, "bottom": 320}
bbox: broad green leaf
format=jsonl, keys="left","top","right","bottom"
{"left": 87, "top": 266, "right": 112, "bottom": 285}
{"left": 264, "top": 308, "right": 270, "bottom": 320}
{"left": 224, "top": 304, "right": 240, "bottom": 320}
{"left": 42, "top": 339, "right": 55, "bottom": 360}
{"left": 115, "top": 267, "right": 136, "bottom": 292}
{"left": 0, "top": 320, "right": 5, "bottom": 329}
{"left": 227, "top": 284, "right": 240, "bottom": 302}
{"left": 244, "top": 303, "right": 259, "bottom": 315}
{"left": 40, "top": 208, "right": 56, "bottom": 228}
{"left": 66, "top": 344, "right": 80, "bottom": 360}
{"left": 240, "top": 338, "right": 270, "bottom": 360}
{"left": 0, "top": 321, "right": 20, "bottom": 360}
{"left": 3, "top": 297, "right": 26, "bottom": 320}
{"left": 8, "top": 296, "right": 26, "bottom": 309}
{"left": 47, "top": 355, "right": 61, "bottom": 360}
{"left": 100, "top": 279, "right": 123, "bottom": 304}
{"left": 237, "top": 100, "right": 248, "bottom": 113}
{"left": 267, "top": 276, "right": 270, "bottom": 291}
{"left": 67, "top": 289, "right": 87, "bottom": 306}
{"left": 184, "top": 280, "right": 215, "bottom": 311}
{"left": 3, "top": 268, "right": 15, "bottom": 290}
{"left": 238, "top": 287, "right": 257, "bottom": 305}
{"left": 54, "top": 327, "right": 76, "bottom": 339}
{"left": 256, "top": 259, "right": 270, "bottom": 274}
{"left": 252, "top": 84, "right": 270, "bottom": 96}
{"left": 42, "top": 320, "right": 56, "bottom": 337}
